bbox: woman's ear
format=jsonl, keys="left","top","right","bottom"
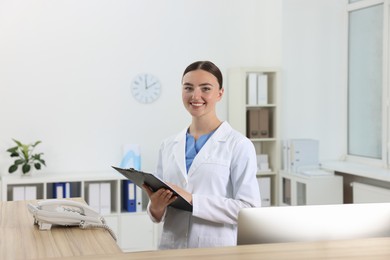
{"left": 218, "top": 87, "right": 224, "bottom": 100}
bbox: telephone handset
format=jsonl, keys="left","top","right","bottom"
{"left": 27, "top": 199, "right": 116, "bottom": 240}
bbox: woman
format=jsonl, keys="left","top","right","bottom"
{"left": 143, "top": 60, "right": 261, "bottom": 249}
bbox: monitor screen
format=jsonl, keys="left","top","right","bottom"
{"left": 237, "top": 203, "right": 390, "bottom": 245}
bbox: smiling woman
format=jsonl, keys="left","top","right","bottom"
{"left": 142, "top": 61, "right": 261, "bottom": 250}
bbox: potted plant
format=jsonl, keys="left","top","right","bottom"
{"left": 6, "top": 139, "right": 46, "bottom": 175}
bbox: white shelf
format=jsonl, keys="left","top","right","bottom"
{"left": 227, "top": 67, "right": 281, "bottom": 206}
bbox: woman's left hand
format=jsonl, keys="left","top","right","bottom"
{"left": 167, "top": 182, "right": 193, "bottom": 205}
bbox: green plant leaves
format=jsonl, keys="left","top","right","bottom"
{"left": 22, "top": 164, "right": 31, "bottom": 174}
{"left": 15, "top": 159, "right": 24, "bottom": 165}
{"left": 21, "top": 145, "right": 29, "bottom": 160}
{"left": 6, "top": 146, "right": 18, "bottom": 153}
{"left": 34, "top": 163, "right": 41, "bottom": 170}
{"left": 10, "top": 152, "right": 19, "bottom": 157}
{"left": 12, "top": 139, "right": 22, "bottom": 147}
{"left": 32, "top": 141, "right": 42, "bottom": 147}
{"left": 8, "top": 165, "right": 18, "bottom": 173}
{"left": 6, "top": 139, "right": 46, "bottom": 174}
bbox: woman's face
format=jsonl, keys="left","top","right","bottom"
{"left": 182, "top": 69, "right": 223, "bottom": 119}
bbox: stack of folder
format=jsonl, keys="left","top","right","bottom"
{"left": 53, "top": 182, "right": 71, "bottom": 198}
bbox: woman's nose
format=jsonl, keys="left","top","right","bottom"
{"left": 192, "top": 88, "right": 201, "bottom": 99}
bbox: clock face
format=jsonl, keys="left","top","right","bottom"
{"left": 131, "top": 73, "right": 161, "bottom": 104}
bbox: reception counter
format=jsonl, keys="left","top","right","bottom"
{"left": 1, "top": 200, "right": 390, "bottom": 259}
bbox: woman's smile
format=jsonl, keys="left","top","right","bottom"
{"left": 190, "top": 101, "right": 205, "bottom": 107}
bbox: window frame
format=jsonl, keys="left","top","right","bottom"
{"left": 345, "top": 0, "right": 390, "bottom": 167}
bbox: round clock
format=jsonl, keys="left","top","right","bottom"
{"left": 131, "top": 73, "right": 161, "bottom": 104}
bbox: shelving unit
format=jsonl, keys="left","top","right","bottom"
{"left": 0, "top": 171, "right": 161, "bottom": 252}
{"left": 227, "top": 67, "right": 281, "bottom": 206}
{"left": 279, "top": 171, "right": 343, "bottom": 206}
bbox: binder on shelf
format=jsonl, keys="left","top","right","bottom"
{"left": 53, "top": 182, "right": 71, "bottom": 198}
{"left": 100, "top": 182, "right": 111, "bottom": 215}
{"left": 12, "top": 186, "right": 37, "bottom": 201}
{"left": 257, "top": 74, "right": 268, "bottom": 105}
{"left": 12, "top": 186, "right": 25, "bottom": 201}
{"left": 120, "top": 144, "right": 142, "bottom": 212}
{"left": 65, "top": 182, "right": 70, "bottom": 198}
{"left": 247, "top": 73, "right": 257, "bottom": 105}
{"left": 247, "top": 110, "right": 259, "bottom": 138}
{"left": 282, "top": 140, "right": 291, "bottom": 171}
{"left": 53, "top": 183, "right": 64, "bottom": 199}
{"left": 258, "top": 109, "right": 270, "bottom": 138}
{"left": 136, "top": 186, "right": 143, "bottom": 212}
{"left": 88, "top": 183, "right": 101, "bottom": 213}
{"left": 247, "top": 109, "right": 270, "bottom": 138}
{"left": 87, "top": 182, "right": 111, "bottom": 214}
{"left": 123, "top": 180, "right": 136, "bottom": 212}
{"left": 25, "top": 186, "right": 37, "bottom": 200}
{"left": 257, "top": 177, "right": 271, "bottom": 207}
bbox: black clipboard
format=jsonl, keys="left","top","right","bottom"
{"left": 112, "top": 166, "right": 193, "bottom": 212}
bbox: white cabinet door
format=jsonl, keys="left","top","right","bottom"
{"left": 119, "top": 213, "right": 158, "bottom": 252}
{"left": 279, "top": 172, "right": 343, "bottom": 206}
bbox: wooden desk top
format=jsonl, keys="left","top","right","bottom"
{"left": 0, "top": 200, "right": 121, "bottom": 259}
{"left": 61, "top": 236, "right": 390, "bottom": 260}
{"left": 2, "top": 199, "right": 390, "bottom": 259}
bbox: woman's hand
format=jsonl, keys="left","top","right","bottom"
{"left": 167, "top": 182, "right": 193, "bottom": 205}
{"left": 142, "top": 184, "right": 177, "bottom": 221}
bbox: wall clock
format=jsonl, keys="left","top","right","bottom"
{"left": 131, "top": 73, "right": 161, "bottom": 104}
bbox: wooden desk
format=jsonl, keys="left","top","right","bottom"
{"left": 0, "top": 200, "right": 121, "bottom": 259}
{"left": 2, "top": 199, "right": 390, "bottom": 259}
{"left": 61, "top": 237, "right": 390, "bottom": 260}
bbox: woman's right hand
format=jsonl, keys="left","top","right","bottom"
{"left": 142, "top": 184, "right": 177, "bottom": 220}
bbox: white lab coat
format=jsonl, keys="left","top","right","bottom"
{"left": 147, "top": 121, "right": 261, "bottom": 249}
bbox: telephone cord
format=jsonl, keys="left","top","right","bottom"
{"left": 63, "top": 207, "right": 117, "bottom": 241}
{"left": 80, "top": 221, "right": 117, "bottom": 241}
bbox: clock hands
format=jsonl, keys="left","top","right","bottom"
{"left": 132, "top": 73, "right": 161, "bottom": 103}
{"left": 146, "top": 81, "right": 158, "bottom": 89}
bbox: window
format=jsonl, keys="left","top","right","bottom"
{"left": 347, "top": 0, "right": 388, "bottom": 165}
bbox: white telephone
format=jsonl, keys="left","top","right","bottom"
{"left": 27, "top": 199, "right": 116, "bottom": 240}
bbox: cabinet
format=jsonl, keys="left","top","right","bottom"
{"left": 0, "top": 171, "right": 161, "bottom": 252}
{"left": 227, "top": 67, "right": 280, "bottom": 206}
{"left": 279, "top": 171, "right": 343, "bottom": 206}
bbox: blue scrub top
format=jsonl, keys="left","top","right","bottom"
{"left": 185, "top": 130, "right": 215, "bottom": 172}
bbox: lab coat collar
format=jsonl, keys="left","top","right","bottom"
{"left": 187, "top": 121, "right": 231, "bottom": 177}
{"left": 172, "top": 121, "right": 232, "bottom": 181}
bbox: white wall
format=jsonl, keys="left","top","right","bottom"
{"left": 0, "top": 0, "right": 282, "bottom": 174}
{"left": 281, "top": 0, "right": 345, "bottom": 161}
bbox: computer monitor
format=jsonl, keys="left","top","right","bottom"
{"left": 237, "top": 203, "right": 390, "bottom": 245}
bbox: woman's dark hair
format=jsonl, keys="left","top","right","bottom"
{"left": 182, "top": 61, "right": 223, "bottom": 89}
